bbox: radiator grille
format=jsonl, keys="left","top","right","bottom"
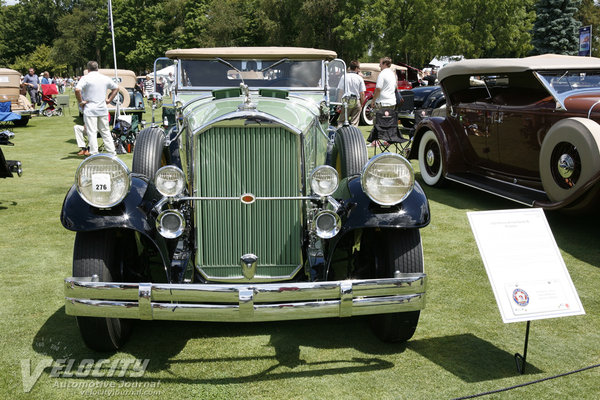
{"left": 195, "top": 125, "right": 303, "bottom": 280}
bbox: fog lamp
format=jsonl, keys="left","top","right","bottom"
{"left": 154, "top": 166, "right": 185, "bottom": 197}
{"left": 156, "top": 210, "right": 185, "bottom": 239}
{"left": 361, "top": 153, "right": 414, "bottom": 206}
{"left": 75, "top": 154, "right": 131, "bottom": 208}
{"left": 310, "top": 165, "right": 339, "bottom": 196}
{"left": 313, "top": 210, "right": 341, "bottom": 239}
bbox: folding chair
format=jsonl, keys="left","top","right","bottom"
{"left": 55, "top": 95, "right": 71, "bottom": 116}
{"left": 367, "top": 108, "right": 412, "bottom": 156}
{"left": 397, "top": 90, "right": 415, "bottom": 128}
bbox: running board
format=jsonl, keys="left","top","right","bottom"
{"left": 445, "top": 173, "right": 549, "bottom": 207}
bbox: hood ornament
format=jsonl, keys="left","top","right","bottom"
{"left": 238, "top": 83, "right": 256, "bottom": 111}
{"left": 240, "top": 253, "right": 258, "bottom": 279}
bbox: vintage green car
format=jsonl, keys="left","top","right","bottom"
{"left": 61, "top": 47, "right": 430, "bottom": 351}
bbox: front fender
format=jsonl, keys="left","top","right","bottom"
{"left": 60, "top": 176, "right": 170, "bottom": 269}
{"left": 409, "top": 116, "right": 466, "bottom": 173}
{"left": 327, "top": 176, "right": 430, "bottom": 252}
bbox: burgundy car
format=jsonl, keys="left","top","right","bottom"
{"left": 409, "top": 55, "right": 600, "bottom": 212}
{"left": 360, "top": 63, "right": 412, "bottom": 125}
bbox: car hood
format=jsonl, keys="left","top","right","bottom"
{"left": 183, "top": 95, "right": 321, "bottom": 133}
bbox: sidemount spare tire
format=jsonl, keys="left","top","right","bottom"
{"left": 107, "top": 85, "right": 130, "bottom": 109}
{"left": 539, "top": 117, "right": 600, "bottom": 207}
{"left": 132, "top": 127, "right": 166, "bottom": 179}
{"left": 329, "top": 125, "right": 368, "bottom": 178}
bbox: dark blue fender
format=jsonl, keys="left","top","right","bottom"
{"left": 60, "top": 175, "right": 170, "bottom": 269}
{"left": 327, "top": 175, "right": 430, "bottom": 252}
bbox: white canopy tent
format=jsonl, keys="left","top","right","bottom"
{"left": 154, "top": 64, "right": 176, "bottom": 80}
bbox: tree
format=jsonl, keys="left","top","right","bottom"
{"left": 10, "top": 44, "right": 67, "bottom": 76}
{"left": 531, "top": 0, "right": 581, "bottom": 55}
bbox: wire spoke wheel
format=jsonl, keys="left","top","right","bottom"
{"left": 550, "top": 142, "right": 581, "bottom": 189}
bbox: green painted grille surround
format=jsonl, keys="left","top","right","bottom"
{"left": 195, "top": 124, "right": 303, "bottom": 280}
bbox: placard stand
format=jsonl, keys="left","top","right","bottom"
{"left": 514, "top": 321, "right": 531, "bottom": 374}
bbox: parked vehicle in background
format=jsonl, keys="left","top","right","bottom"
{"left": 61, "top": 47, "right": 430, "bottom": 351}
{"left": 0, "top": 68, "right": 36, "bottom": 126}
{"left": 398, "top": 85, "right": 446, "bottom": 130}
{"left": 95, "top": 69, "right": 145, "bottom": 121}
{"left": 360, "top": 63, "right": 412, "bottom": 125}
{"left": 410, "top": 54, "right": 600, "bottom": 212}
{"left": 0, "top": 130, "right": 22, "bottom": 178}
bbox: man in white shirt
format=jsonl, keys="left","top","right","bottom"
{"left": 342, "top": 60, "right": 366, "bottom": 127}
{"left": 372, "top": 57, "right": 397, "bottom": 111}
{"left": 75, "top": 61, "right": 119, "bottom": 156}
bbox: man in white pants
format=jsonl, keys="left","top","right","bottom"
{"left": 73, "top": 124, "right": 89, "bottom": 156}
{"left": 75, "top": 61, "right": 119, "bottom": 156}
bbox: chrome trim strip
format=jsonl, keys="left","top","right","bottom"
{"left": 192, "top": 110, "right": 303, "bottom": 137}
{"left": 180, "top": 195, "right": 317, "bottom": 201}
{"left": 195, "top": 264, "right": 304, "bottom": 283}
{"left": 64, "top": 275, "right": 426, "bottom": 321}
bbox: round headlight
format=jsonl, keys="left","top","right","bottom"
{"left": 156, "top": 210, "right": 185, "bottom": 239}
{"left": 361, "top": 153, "right": 415, "bottom": 206}
{"left": 154, "top": 166, "right": 185, "bottom": 197}
{"left": 313, "top": 210, "right": 341, "bottom": 239}
{"left": 75, "top": 154, "right": 131, "bottom": 208}
{"left": 310, "top": 165, "right": 339, "bottom": 196}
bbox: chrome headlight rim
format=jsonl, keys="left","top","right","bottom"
{"left": 360, "top": 152, "right": 415, "bottom": 206}
{"left": 156, "top": 209, "right": 186, "bottom": 239}
{"left": 75, "top": 153, "right": 131, "bottom": 208}
{"left": 310, "top": 165, "right": 339, "bottom": 197}
{"left": 154, "top": 165, "right": 186, "bottom": 197}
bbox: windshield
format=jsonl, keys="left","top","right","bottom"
{"left": 537, "top": 70, "right": 600, "bottom": 94}
{"left": 179, "top": 59, "right": 324, "bottom": 89}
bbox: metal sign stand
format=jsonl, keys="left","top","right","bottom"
{"left": 514, "top": 321, "right": 531, "bottom": 374}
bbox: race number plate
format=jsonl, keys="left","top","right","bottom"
{"left": 92, "top": 173, "right": 111, "bottom": 192}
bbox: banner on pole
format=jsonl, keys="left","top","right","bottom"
{"left": 579, "top": 25, "right": 592, "bottom": 57}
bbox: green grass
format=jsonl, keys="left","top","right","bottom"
{"left": 0, "top": 108, "right": 598, "bottom": 400}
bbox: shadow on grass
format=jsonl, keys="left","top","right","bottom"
{"left": 419, "top": 176, "right": 600, "bottom": 267}
{"left": 33, "top": 308, "right": 399, "bottom": 384}
{"left": 417, "top": 177, "right": 519, "bottom": 212}
{"left": 0, "top": 199, "right": 18, "bottom": 210}
{"left": 408, "top": 333, "right": 541, "bottom": 382}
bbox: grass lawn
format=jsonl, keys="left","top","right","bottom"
{"left": 0, "top": 103, "right": 598, "bottom": 399}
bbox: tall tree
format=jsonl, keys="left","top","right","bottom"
{"left": 531, "top": 0, "right": 581, "bottom": 55}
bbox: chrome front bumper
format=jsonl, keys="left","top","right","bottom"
{"left": 64, "top": 274, "right": 426, "bottom": 322}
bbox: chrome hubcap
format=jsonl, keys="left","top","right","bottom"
{"left": 557, "top": 153, "right": 575, "bottom": 179}
{"left": 426, "top": 149, "right": 436, "bottom": 167}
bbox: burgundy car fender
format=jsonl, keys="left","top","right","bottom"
{"left": 409, "top": 116, "right": 467, "bottom": 174}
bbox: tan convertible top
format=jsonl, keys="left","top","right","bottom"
{"left": 166, "top": 47, "right": 337, "bottom": 60}
{"left": 0, "top": 68, "right": 21, "bottom": 88}
{"left": 438, "top": 54, "right": 600, "bottom": 81}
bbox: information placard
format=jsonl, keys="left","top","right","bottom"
{"left": 467, "top": 208, "right": 585, "bottom": 323}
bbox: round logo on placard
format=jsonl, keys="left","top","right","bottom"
{"left": 512, "top": 288, "right": 529, "bottom": 307}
